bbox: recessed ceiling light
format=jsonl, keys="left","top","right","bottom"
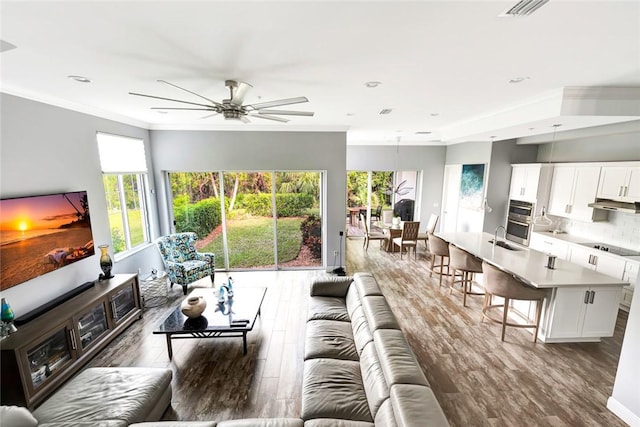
{"left": 365, "top": 81, "right": 382, "bottom": 88}
{"left": 509, "top": 76, "right": 530, "bottom": 84}
{"left": 429, "top": 112, "right": 440, "bottom": 117}
{"left": 379, "top": 108, "right": 392, "bottom": 115}
{"left": 415, "top": 131, "right": 432, "bottom": 135}
{"left": 68, "top": 75, "right": 91, "bottom": 83}
{"left": 156, "top": 110, "right": 168, "bottom": 114}
{"left": 346, "top": 113, "right": 355, "bottom": 116}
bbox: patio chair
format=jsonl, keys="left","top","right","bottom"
{"left": 371, "top": 205, "right": 383, "bottom": 222}
{"left": 156, "top": 232, "right": 215, "bottom": 295}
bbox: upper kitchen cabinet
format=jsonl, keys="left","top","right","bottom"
{"left": 548, "top": 165, "right": 607, "bottom": 222}
{"left": 597, "top": 164, "right": 640, "bottom": 202}
{"left": 509, "top": 164, "right": 553, "bottom": 203}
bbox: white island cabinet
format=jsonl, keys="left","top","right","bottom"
{"left": 436, "top": 232, "right": 627, "bottom": 343}
{"left": 544, "top": 286, "right": 622, "bottom": 340}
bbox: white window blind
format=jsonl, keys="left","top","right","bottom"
{"left": 97, "top": 133, "right": 147, "bottom": 173}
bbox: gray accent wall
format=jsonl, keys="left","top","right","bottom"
{"left": 0, "top": 93, "right": 160, "bottom": 316}
{"left": 346, "top": 145, "right": 446, "bottom": 228}
{"left": 445, "top": 141, "right": 492, "bottom": 164}
{"left": 484, "top": 140, "right": 538, "bottom": 233}
{"left": 150, "top": 130, "right": 347, "bottom": 270}
{"left": 536, "top": 130, "right": 640, "bottom": 162}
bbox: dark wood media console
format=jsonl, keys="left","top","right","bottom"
{"left": 0, "top": 274, "right": 142, "bottom": 408}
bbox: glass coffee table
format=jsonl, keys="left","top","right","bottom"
{"left": 153, "top": 287, "right": 266, "bottom": 359}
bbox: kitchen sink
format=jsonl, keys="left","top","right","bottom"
{"left": 488, "top": 240, "right": 522, "bottom": 251}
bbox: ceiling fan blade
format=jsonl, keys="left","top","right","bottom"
{"left": 129, "top": 92, "right": 213, "bottom": 108}
{"left": 246, "top": 96, "right": 309, "bottom": 110}
{"left": 201, "top": 112, "right": 220, "bottom": 119}
{"left": 158, "top": 80, "right": 222, "bottom": 106}
{"left": 256, "top": 109, "right": 314, "bottom": 116}
{"left": 249, "top": 113, "right": 289, "bottom": 123}
{"left": 230, "top": 81, "right": 252, "bottom": 106}
{"left": 150, "top": 107, "right": 214, "bottom": 111}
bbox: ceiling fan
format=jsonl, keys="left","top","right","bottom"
{"left": 129, "top": 79, "right": 314, "bottom": 123}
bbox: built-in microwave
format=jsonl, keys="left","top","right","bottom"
{"left": 505, "top": 199, "right": 534, "bottom": 246}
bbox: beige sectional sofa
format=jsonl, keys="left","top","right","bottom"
{"left": 300, "top": 272, "right": 448, "bottom": 426}
{"left": 2, "top": 273, "right": 448, "bottom": 427}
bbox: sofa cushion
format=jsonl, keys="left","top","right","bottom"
{"left": 33, "top": 367, "right": 172, "bottom": 424}
{"left": 40, "top": 422, "right": 129, "bottom": 427}
{"left": 359, "top": 342, "right": 389, "bottom": 418}
{"left": 0, "top": 405, "right": 38, "bottom": 427}
{"left": 361, "top": 296, "right": 399, "bottom": 331}
{"left": 307, "top": 296, "right": 350, "bottom": 322}
{"left": 302, "top": 359, "right": 372, "bottom": 423}
{"left": 353, "top": 273, "right": 384, "bottom": 297}
{"left": 310, "top": 276, "right": 353, "bottom": 297}
{"left": 349, "top": 305, "right": 373, "bottom": 356}
{"left": 373, "top": 400, "right": 398, "bottom": 427}
{"left": 345, "top": 285, "right": 362, "bottom": 318}
{"left": 219, "top": 419, "right": 303, "bottom": 427}
{"left": 390, "top": 384, "right": 449, "bottom": 427}
{"left": 304, "top": 419, "right": 374, "bottom": 427}
{"left": 304, "top": 320, "right": 358, "bottom": 361}
{"left": 373, "top": 329, "right": 428, "bottom": 387}
{"left": 130, "top": 423, "right": 217, "bottom": 427}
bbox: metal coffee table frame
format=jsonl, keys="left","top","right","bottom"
{"left": 153, "top": 287, "right": 266, "bottom": 359}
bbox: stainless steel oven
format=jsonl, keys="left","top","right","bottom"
{"left": 506, "top": 199, "right": 534, "bottom": 246}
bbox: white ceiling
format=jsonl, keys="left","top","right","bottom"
{"left": 1, "top": 0, "right": 639, "bottom": 145}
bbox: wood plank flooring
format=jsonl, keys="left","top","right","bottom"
{"left": 87, "top": 237, "right": 628, "bottom": 426}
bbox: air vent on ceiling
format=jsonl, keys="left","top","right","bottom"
{"left": 379, "top": 109, "right": 392, "bottom": 115}
{"left": 499, "top": 0, "right": 549, "bottom": 17}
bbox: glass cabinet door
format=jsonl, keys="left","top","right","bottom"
{"left": 24, "top": 323, "right": 75, "bottom": 391}
{"left": 76, "top": 302, "right": 109, "bottom": 351}
{"left": 110, "top": 284, "right": 137, "bottom": 323}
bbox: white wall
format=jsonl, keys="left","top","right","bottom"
{"left": 149, "top": 130, "right": 347, "bottom": 270}
{"left": 0, "top": 93, "right": 161, "bottom": 316}
{"left": 608, "top": 273, "right": 640, "bottom": 426}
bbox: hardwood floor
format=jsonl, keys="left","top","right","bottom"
{"left": 88, "top": 237, "right": 628, "bottom": 426}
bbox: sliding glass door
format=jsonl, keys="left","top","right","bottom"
{"left": 169, "top": 171, "right": 323, "bottom": 270}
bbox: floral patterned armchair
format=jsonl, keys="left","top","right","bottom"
{"left": 156, "top": 232, "right": 215, "bottom": 295}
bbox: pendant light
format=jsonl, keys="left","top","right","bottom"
{"left": 533, "top": 124, "right": 561, "bottom": 226}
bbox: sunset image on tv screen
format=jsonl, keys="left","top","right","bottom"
{"left": 0, "top": 191, "right": 95, "bottom": 290}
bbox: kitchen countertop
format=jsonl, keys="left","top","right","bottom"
{"left": 436, "top": 232, "right": 630, "bottom": 289}
{"left": 531, "top": 231, "right": 640, "bottom": 264}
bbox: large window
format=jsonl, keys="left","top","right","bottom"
{"left": 97, "top": 133, "right": 150, "bottom": 255}
{"left": 169, "top": 171, "right": 322, "bottom": 270}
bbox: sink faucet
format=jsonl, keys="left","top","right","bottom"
{"left": 494, "top": 225, "right": 506, "bottom": 249}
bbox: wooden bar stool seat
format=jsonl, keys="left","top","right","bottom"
{"left": 481, "top": 261, "right": 547, "bottom": 343}
{"left": 448, "top": 243, "right": 484, "bottom": 307}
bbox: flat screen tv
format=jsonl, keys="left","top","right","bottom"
{"left": 0, "top": 191, "right": 95, "bottom": 291}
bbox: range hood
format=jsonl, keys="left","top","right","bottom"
{"left": 588, "top": 199, "right": 640, "bottom": 214}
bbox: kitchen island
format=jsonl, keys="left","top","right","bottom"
{"left": 436, "top": 232, "right": 628, "bottom": 343}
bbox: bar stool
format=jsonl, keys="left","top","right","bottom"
{"left": 481, "top": 261, "right": 547, "bottom": 343}
{"left": 448, "top": 244, "right": 484, "bottom": 307}
{"left": 427, "top": 233, "right": 450, "bottom": 287}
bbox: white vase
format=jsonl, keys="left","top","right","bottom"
{"left": 181, "top": 296, "right": 207, "bottom": 318}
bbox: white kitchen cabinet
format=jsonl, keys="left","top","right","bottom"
{"left": 598, "top": 165, "right": 640, "bottom": 202}
{"left": 545, "top": 286, "right": 621, "bottom": 340}
{"left": 529, "top": 233, "right": 570, "bottom": 260}
{"left": 548, "top": 165, "right": 607, "bottom": 221}
{"left": 508, "top": 164, "right": 553, "bottom": 204}
{"left": 568, "top": 246, "right": 627, "bottom": 279}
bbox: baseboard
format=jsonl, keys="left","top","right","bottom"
{"left": 607, "top": 396, "right": 640, "bottom": 426}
